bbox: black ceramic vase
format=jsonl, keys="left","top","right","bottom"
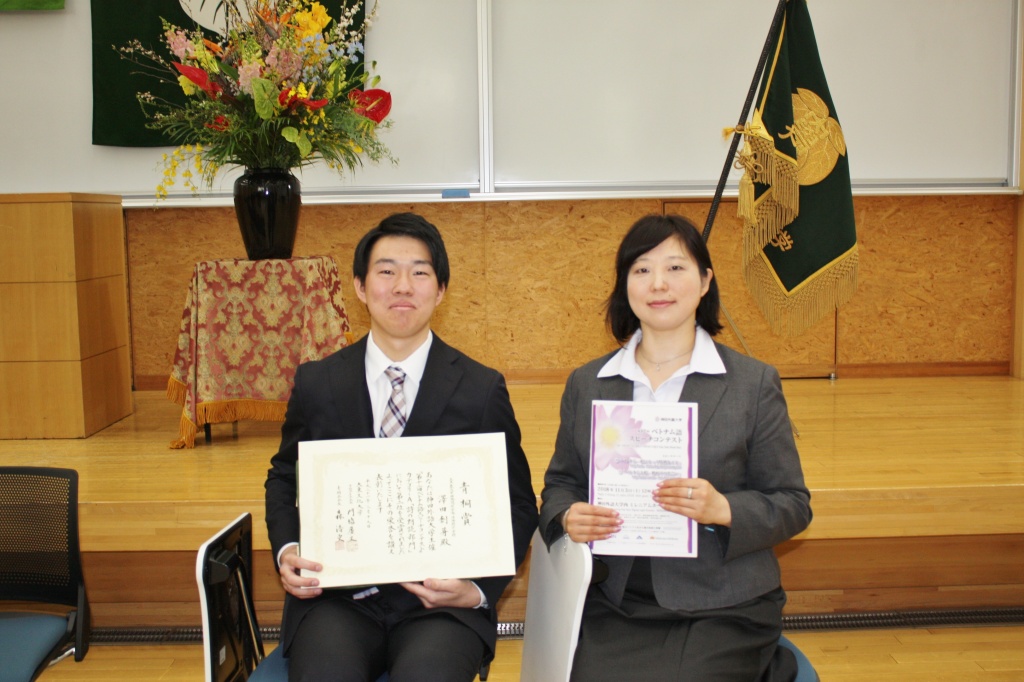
{"left": 233, "top": 168, "right": 301, "bottom": 260}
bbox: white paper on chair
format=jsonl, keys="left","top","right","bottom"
{"left": 589, "top": 400, "right": 699, "bottom": 558}
{"left": 298, "top": 433, "right": 515, "bottom": 587}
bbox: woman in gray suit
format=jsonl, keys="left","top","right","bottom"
{"left": 540, "top": 214, "right": 811, "bottom": 681}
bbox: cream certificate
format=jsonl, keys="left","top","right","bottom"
{"left": 298, "top": 432, "right": 515, "bottom": 587}
{"left": 589, "top": 400, "right": 699, "bottom": 558}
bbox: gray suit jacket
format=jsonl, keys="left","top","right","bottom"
{"left": 266, "top": 335, "right": 538, "bottom": 658}
{"left": 539, "top": 342, "right": 811, "bottom": 612}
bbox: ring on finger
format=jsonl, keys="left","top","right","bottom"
{"left": 687, "top": 487, "right": 693, "bottom": 499}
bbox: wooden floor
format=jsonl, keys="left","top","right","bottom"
{"left": 37, "top": 627, "right": 1024, "bottom": 681}
{"left": 4, "top": 375, "right": 1024, "bottom": 679}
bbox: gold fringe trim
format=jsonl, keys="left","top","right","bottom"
{"left": 742, "top": 247, "right": 859, "bottom": 337}
{"left": 169, "top": 411, "right": 197, "bottom": 450}
{"left": 166, "top": 376, "right": 188, "bottom": 406}
{"left": 169, "top": 399, "right": 288, "bottom": 449}
{"left": 736, "top": 134, "right": 799, "bottom": 259}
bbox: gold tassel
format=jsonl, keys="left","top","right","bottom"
{"left": 743, "top": 248, "right": 859, "bottom": 337}
{"left": 170, "top": 411, "right": 197, "bottom": 449}
{"left": 166, "top": 376, "right": 188, "bottom": 406}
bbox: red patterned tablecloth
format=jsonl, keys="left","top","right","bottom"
{"left": 167, "top": 257, "right": 352, "bottom": 448}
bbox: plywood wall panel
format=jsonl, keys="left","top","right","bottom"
{"left": 480, "top": 200, "right": 656, "bottom": 372}
{"left": 126, "top": 195, "right": 1017, "bottom": 386}
{"left": 838, "top": 195, "right": 1016, "bottom": 366}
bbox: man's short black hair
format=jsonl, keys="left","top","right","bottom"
{"left": 352, "top": 212, "right": 451, "bottom": 288}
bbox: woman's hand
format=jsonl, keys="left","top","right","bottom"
{"left": 653, "top": 478, "right": 732, "bottom": 527}
{"left": 278, "top": 545, "right": 324, "bottom": 599}
{"left": 562, "top": 502, "right": 622, "bottom": 543}
{"left": 401, "top": 578, "right": 483, "bottom": 609}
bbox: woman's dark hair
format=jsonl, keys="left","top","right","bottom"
{"left": 352, "top": 212, "right": 451, "bottom": 288}
{"left": 605, "top": 214, "right": 723, "bottom": 343}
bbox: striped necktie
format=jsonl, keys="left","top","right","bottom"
{"left": 379, "top": 366, "right": 407, "bottom": 438}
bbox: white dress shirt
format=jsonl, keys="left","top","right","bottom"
{"left": 597, "top": 325, "right": 727, "bottom": 402}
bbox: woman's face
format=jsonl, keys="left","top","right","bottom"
{"left": 626, "top": 236, "right": 712, "bottom": 335}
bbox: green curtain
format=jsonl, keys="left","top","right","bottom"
{"left": 0, "top": 0, "right": 64, "bottom": 10}
{"left": 90, "top": 0, "right": 359, "bottom": 147}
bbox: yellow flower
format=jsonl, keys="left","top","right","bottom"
{"left": 294, "top": 3, "right": 332, "bottom": 40}
{"left": 178, "top": 75, "right": 198, "bottom": 96}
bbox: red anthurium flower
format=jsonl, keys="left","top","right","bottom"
{"left": 173, "top": 62, "right": 222, "bottom": 98}
{"left": 205, "top": 115, "right": 229, "bottom": 132}
{"left": 278, "top": 88, "right": 328, "bottom": 111}
{"left": 349, "top": 88, "right": 391, "bottom": 123}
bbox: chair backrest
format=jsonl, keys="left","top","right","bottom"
{"left": 0, "top": 466, "right": 90, "bottom": 661}
{"left": 196, "top": 513, "right": 265, "bottom": 682}
{"left": 0, "top": 467, "right": 84, "bottom": 608}
{"left": 520, "top": 529, "right": 592, "bottom": 682}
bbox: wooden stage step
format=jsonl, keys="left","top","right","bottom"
{"left": 2, "top": 377, "right": 1022, "bottom": 628}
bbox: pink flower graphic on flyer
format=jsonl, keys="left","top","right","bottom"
{"left": 592, "top": 404, "right": 649, "bottom": 472}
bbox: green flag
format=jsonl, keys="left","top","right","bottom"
{"left": 90, "top": 1, "right": 360, "bottom": 147}
{"left": 735, "top": 0, "right": 857, "bottom": 336}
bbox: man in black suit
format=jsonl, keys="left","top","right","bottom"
{"left": 265, "top": 213, "right": 538, "bottom": 681}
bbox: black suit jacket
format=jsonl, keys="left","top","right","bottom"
{"left": 265, "top": 335, "right": 537, "bottom": 659}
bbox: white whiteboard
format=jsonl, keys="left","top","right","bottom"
{"left": 492, "top": 0, "right": 1018, "bottom": 190}
{"left": 0, "top": 0, "right": 1017, "bottom": 202}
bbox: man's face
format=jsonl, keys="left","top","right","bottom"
{"left": 354, "top": 235, "right": 445, "bottom": 351}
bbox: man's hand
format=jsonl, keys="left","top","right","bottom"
{"left": 562, "top": 502, "right": 622, "bottom": 543}
{"left": 278, "top": 545, "right": 324, "bottom": 599}
{"left": 400, "top": 578, "right": 482, "bottom": 609}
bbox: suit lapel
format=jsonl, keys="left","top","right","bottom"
{"left": 402, "top": 336, "right": 462, "bottom": 436}
{"left": 681, "top": 371, "right": 727, "bottom": 436}
{"left": 326, "top": 337, "right": 374, "bottom": 436}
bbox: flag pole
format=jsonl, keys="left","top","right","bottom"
{"left": 702, "top": 0, "right": 789, "bottom": 244}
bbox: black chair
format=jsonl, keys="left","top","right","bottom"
{"left": 0, "top": 467, "right": 90, "bottom": 682}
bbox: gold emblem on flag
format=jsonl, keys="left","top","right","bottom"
{"left": 769, "top": 229, "right": 794, "bottom": 251}
{"left": 779, "top": 88, "right": 847, "bottom": 186}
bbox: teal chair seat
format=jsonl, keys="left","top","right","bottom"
{"left": 0, "top": 613, "right": 73, "bottom": 681}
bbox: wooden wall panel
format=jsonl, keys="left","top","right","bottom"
{"left": 81, "top": 346, "right": 133, "bottom": 436}
{"left": 0, "top": 193, "right": 132, "bottom": 438}
{"left": 80, "top": 534, "right": 1024, "bottom": 628}
{"left": 76, "top": 275, "right": 130, "bottom": 360}
{"left": 0, "top": 282, "right": 81, "bottom": 360}
{"left": 0, "top": 360, "right": 86, "bottom": 437}
{"left": 126, "top": 194, "right": 1018, "bottom": 387}
{"left": 0, "top": 201, "right": 76, "bottom": 282}
{"left": 71, "top": 200, "right": 128, "bottom": 281}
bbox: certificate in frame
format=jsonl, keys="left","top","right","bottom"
{"left": 298, "top": 432, "right": 515, "bottom": 587}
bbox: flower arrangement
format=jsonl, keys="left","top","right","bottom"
{"left": 119, "top": 0, "right": 394, "bottom": 197}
